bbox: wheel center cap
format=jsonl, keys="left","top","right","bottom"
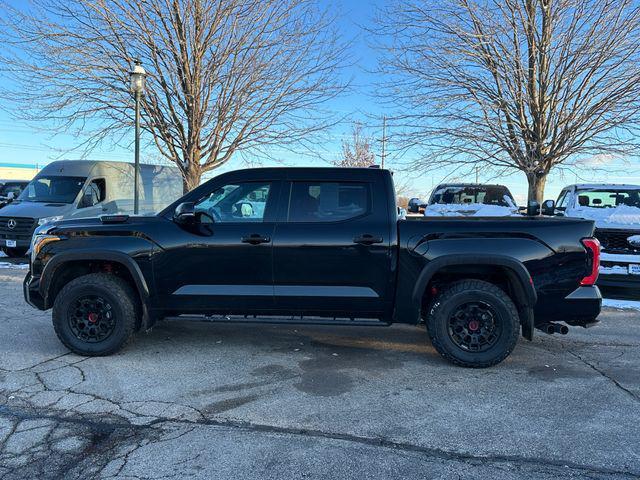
{"left": 88, "top": 313, "right": 99, "bottom": 324}
{"left": 468, "top": 319, "right": 480, "bottom": 331}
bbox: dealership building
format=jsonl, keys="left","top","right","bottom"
{"left": 0, "top": 162, "right": 39, "bottom": 181}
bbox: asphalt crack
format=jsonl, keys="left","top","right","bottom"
{"left": 566, "top": 349, "right": 640, "bottom": 403}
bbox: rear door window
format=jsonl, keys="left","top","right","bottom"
{"left": 287, "top": 182, "right": 370, "bottom": 222}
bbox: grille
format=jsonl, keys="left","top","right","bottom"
{"left": 594, "top": 228, "right": 640, "bottom": 254}
{"left": 0, "top": 216, "right": 36, "bottom": 241}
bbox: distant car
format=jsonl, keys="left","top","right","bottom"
{"left": 425, "top": 183, "right": 519, "bottom": 217}
{"left": 0, "top": 180, "right": 29, "bottom": 210}
{"left": 553, "top": 184, "right": 640, "bottom": 292}
{"left": 407, "top": 197, "right": 426, "bottom": 214}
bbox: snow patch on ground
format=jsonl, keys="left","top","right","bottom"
{"left": 566, "top": 205, "right": 640, "bottom": 229}
{"left": 602, "top": 298, "right": 640, "bottom": 311}
{"left": 0, "top": 262, "right": 28, "bottom": 270}
{"left": 424, "top": 203, "right": 519, "bottom": 217}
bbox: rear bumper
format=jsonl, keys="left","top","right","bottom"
{"left": 23, "top": 272, "right": 46, "bottom": 310}
{"left": 562, "top": 286, "right": 602, "bottom": 326}
{"left": 535, "top": 286, "right": 602, "bottom": 327}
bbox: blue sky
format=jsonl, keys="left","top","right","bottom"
{"left": 1, "top": 0, "right": 639, "bottom": 204}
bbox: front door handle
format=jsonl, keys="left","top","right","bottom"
{"left": 241, "top": 234, "right": 271, "bottom": 245}
{"left": 353, "top": 234, "right": 384, "bottom": 245}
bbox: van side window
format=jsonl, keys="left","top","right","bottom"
{"left": 86, "top": 179, "right": 106, "bottom": 206}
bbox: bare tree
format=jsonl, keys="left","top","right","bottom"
{"left": 0, "top": 0, "right": 347, "bottom": 191}
{"left": 335, "top": 122, "right": 376, "bottom": 167}
{"left": 377, "top": 0, "right": 640, "bottom": 202}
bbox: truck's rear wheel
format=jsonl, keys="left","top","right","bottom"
{"left": 426, "top": 280, "right": 519, "bottom": 368}
{"left": 52, "top": 273, "right": 136, "bottom": 356}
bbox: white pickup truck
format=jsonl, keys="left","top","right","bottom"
{"left": 555, "top": 184, "right": 640, "bottom": 291}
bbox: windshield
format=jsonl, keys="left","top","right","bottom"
{"left": 574, "top": 189, "right": 640, "bottom": 208}
{"left": 18, "top": 176, "right": 86, "bottom": 203}
{"left": 431, "top": 186, "right": 514, "bottom": 207}
{"left": 0, "top": 183, "right": 25, "bottom": 198}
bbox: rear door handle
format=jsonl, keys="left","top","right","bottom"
{"left": 241, "top": 234, "right": 271, "bottom": 245}
{"left": 353, "top": 234, "right": 384, "bottom": 245}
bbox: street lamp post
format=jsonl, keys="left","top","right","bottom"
{"left": 129, "top": 60, "right": 146, "bottom": 215}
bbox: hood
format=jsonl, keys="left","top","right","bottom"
{"left": 566, "top": 205, "right": 640, "bottom": 230}
{"left": 0, "top": 201, "right": 71, "bottom": 219}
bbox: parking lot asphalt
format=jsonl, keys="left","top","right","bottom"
{"left": 0, "top": 265, "right": 639, "bottom": 479}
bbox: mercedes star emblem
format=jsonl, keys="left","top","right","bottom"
{"left": 7, "top": 219, "right": 17, "bottom": 230}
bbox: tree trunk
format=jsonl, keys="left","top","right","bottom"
{"left": 182, "top": 163, "right": 202, "bottom": 194}
{"left": 526, "top": 172, "right": 547, "bottom": 204}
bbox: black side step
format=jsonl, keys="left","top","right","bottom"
{"left": 164, "top": 315, "right": 391, "bottom": 327}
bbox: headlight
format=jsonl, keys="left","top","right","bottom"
{"left": 37, "top": 216, "right": 64, "bottom": 226}
{"left": 31, "top": 234, "right": 63, "bottom": 263}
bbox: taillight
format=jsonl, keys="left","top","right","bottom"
{"left": 580, "top": 238, "right": 601, "bottom": 286}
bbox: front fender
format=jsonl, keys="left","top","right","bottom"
{"left": 40, "top": 249, "right": 151, "bottom": 306}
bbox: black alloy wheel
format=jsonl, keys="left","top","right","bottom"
{"left": 68, "top": 295, "right": 116, "bottom": 343}
{"left": 447, "top": 301, "right": 502, "bottom": 353}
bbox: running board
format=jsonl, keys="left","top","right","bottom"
{"left": 164, "top": 314, "right": 390, "bottom": 327}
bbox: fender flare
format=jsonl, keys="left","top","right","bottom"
{"left": 40, "top": 250, "right": 150, "bottom": 310}
{"left": 411, "top": 254, "right": 537, "bottom": 339}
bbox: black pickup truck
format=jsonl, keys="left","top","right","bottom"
{"left": 24, "top": 167, "right": 602, "bottom": 367}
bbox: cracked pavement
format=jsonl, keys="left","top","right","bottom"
{"left": 0, "top": 266, "right": 639, "bottom": 479}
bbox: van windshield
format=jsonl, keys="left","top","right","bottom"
{"left": 19, "top": 176, "right": 86, "bottom": 203}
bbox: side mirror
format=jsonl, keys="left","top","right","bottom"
{"left": 174, "top": 202, "right": 196, "bottom": 224}
{"left": 541, "top": 199, "right": 555, "bottom": 216}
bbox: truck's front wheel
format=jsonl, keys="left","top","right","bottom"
{"left": 426, "top": 280, "right": 520, "bottom": 368}
{"left": 52, "top": 273, "right": 137, "bottom": 356}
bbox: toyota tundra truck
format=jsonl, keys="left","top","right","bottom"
{"left": 24, "top": 167, "right": 602, "bottom": 367}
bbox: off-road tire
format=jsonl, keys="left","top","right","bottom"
{"left": 426, "top": 280, "right": 520, "bottom": 368}
{"left": 52, "top": 273, "right": 137, "bottom": 356}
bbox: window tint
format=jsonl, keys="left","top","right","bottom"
{"left": 195, "top": 182, "right": 271, "bottom": 222}
{"left": 288, "top": 182, "right": 369, "bottom": 222}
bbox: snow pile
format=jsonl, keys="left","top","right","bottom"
{"left": 0, "top": 262, "right": 28, "bottom": 270}
{"left": 566, "top": 205, "right": 640, "bottom": 229}
{"left": 424, "top": 203, "right": 519, "bottom": 217}
{"left": 602, "top": 298, "right": 640, "bottom": 311}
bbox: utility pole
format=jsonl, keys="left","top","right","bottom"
{"left": 381, "top": 116, "right": 387, "bottom": 169}
{"left": 475, "top": 166, "right": 479, "bottom": 184}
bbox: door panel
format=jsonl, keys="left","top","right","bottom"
{"left": 153, "top": 180, "right": 281, "bottom": 313}
{"left": 272, "top": 180, "right": 392, "bottom": 316}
